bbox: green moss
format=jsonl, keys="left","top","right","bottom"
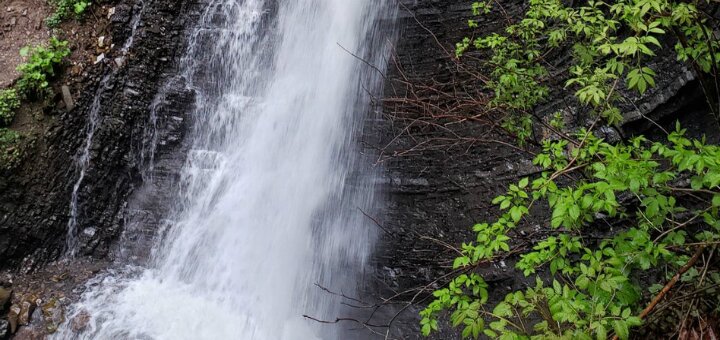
{"left": 0, "top": 89, "right": 20, "bottom": 126}
{"left": 0, "top": 128, "right": 23, "bottom": 169}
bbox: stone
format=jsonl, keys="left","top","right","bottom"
{"left": 70, "top": 310, "right": 90, "bottom": 333}
{"left": 13, "top": 327, "right": 44, "bottom": 340}
{"left": 98, "top": 36, "right": 105, "bottom": 48}
{"left": 94, "top": 53, "right": 105, "bottom": 64}
{"left": 82, "top": 227, "right": 96, "bottom": 237}
{"left": 18, "top": 299, "right": 37, "bottom": 326}
{"left": 0, "top": 287, "right": 11, "bottom": 310}
{"left": 42, "top": 298, "right": 64, "bottom": 334}
{"left": 8, "top": 305, "right": 20, "bottom": 333}
{"left": 61, "top": 86, "right": 74, "bottom": 111}
{"left": 107, "top": 7, "right": 115, "bottom": 19}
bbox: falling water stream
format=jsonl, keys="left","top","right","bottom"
{"left": 56, "top": 0, "right": 394, "bottom": 339}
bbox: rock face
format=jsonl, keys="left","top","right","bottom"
{"left": 0, "top": 0, "right": 200, "bottom": 270}
{"left": 361, "top": 1, "right": 713, "bottom": 339}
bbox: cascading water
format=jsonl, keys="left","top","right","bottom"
{"left": 56, "top": 0, "right": 394, "bottom": 339}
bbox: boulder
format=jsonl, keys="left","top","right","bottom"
{"left": 18, "top": 297, "right": 37, "bottom": 326}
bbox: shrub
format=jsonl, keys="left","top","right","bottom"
{"left": 0, "top": 89, "right": 20, "bottom": 126}
{"left": 0, "top": 128, "right": 23, "bottom": 168}
{"left": 46, "top": 0, "right": 92, "bottom": 27}
{"left": 16, "top": 37, "right": 71, "bottom": 97}
{"left": 421, "top": 0, "right": 720, "bottom": 338}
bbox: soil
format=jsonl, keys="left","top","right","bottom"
{"left": 0, "top": 0, "right": 51, "bottom": 88}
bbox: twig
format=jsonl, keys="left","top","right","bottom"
{"left": 611, "top": 246, "right": 706, "bottom": 340}
{"left": 358, "top": 207, "right": 393, "bottom": 236}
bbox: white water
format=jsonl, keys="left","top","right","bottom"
{"left": 56, "top": 0, "right": 393, "bottom": 339}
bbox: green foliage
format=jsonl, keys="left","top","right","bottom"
{"left": 421, "top": 126, "right": 720, "bottom": 339}
{"left": 422, "top": 1, "right": 720, "bottom": 338}
{"left": 457, "top": 0, "right": 720, "bottom": 143}
{"left": 0, "top": 89, "right": 20, "bottom": 126}
{"left": 46, "top": 0, "right": 91, "bottom": 27}
{"left": 16, "top": 37, "right": 71, "bottom": 97}
{"left": 0, "top": 128, "right": 23, "bottom": 168}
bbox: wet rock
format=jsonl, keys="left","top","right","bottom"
{"left": 0, "top": 319, "right": 8, "bottom": 338}
{"left": 8, "top": 305, "right": 20, "bottom": 333}
{"left": 41, "top": 298, "right": 64, "bottom": 334}
{"left": 18, "top": 298, "right": 37, "bottom": 326}
{"left": 0, "top": 0, "right": 201, "bottom": 266}
{"left": 61, "top": 86, "right": 74, "bottom": 111}
{"left": 109, "top": 4, "right": 131, "bottom": 25}
{"left": 13, "top": 327, "right": 44, "bottom": 340}
{"left": 70, "top": 310, "right": 90, "bottom": 333}
{"left": 94, "top": 53, "right": 105, "bottom": 64}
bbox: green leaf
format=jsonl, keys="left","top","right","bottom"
{"left": 568, "top": 205, "right": 581, "bottom": 220}
{"left": 493, "top": 302, "right": 512, "bottom": 317}
{"left": 510, "top": 206, "right": 523, "bottom": 222}
{"left": 519, "top": 177, "right": 529, "bottom": 188}
{"left": 613, "top": 320, "right": 629, "bottom": 340}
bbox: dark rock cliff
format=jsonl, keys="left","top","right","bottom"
{"left": 0, "top": 0, "right": 198, "bottom": 270}
{"left": 362, "top": 1, "right": 714, "bottom": 338}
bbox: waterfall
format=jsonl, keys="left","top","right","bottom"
{"left": 55, "top": 0, "right": 394, "bottom": 338}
